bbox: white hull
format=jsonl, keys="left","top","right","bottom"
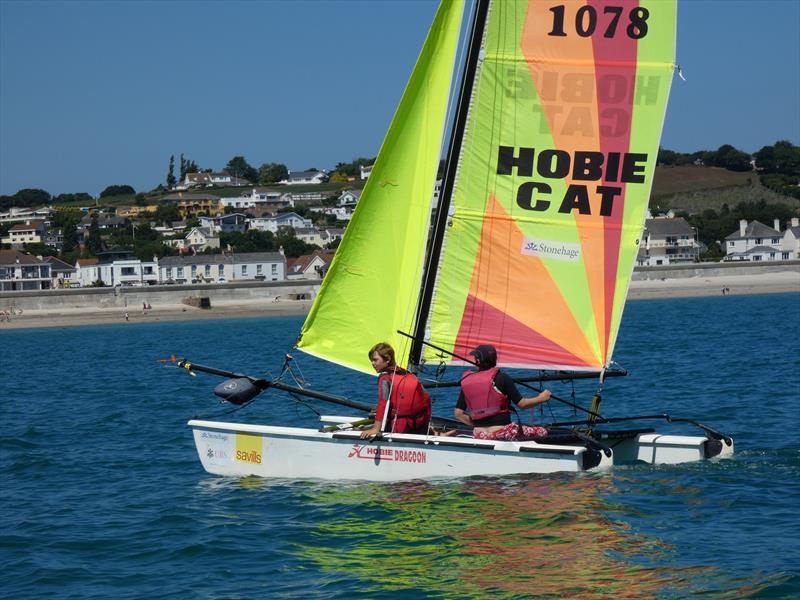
{"left": 188, "top": 418, "right": 733, "bottom": 481}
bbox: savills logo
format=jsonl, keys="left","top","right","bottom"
{"left": 235, "top": 432, "right": 263, "bottom": 464}
{"left": 236, "top": 449, "right": 262, "bottom": 464}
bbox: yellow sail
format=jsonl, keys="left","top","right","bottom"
{"left": 296, "top": 0, "right": 465, "bottom": 374}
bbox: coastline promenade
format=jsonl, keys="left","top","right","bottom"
{"left": 1, "top": 264, "right": 798, "bottom": 330}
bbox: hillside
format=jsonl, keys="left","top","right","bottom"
{"left": 650, "top": 166, "right": 798, "bottom": 213}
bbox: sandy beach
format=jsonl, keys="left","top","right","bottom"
{"left": 1, "top": 271, "right": 797, "bottom": 330}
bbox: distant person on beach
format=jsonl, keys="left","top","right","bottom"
{"left": 124, "top": 312, "right": 129, "bottom": 321}
{"left": 455, "top": 344, "right": 551, "bottom": 441}
{"left": 360, "top": 342, "right": 431, "bottom": 438}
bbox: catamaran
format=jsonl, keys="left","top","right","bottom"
{"left": 180, "top": 0, "right": 733, "bottom": 480}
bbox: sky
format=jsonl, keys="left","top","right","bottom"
{"left": 1, "top": 0, "right": 798, "bottom": 197}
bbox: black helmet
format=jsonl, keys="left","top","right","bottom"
{"left": 469, "top": 344, "right": 497, "bottom": 369}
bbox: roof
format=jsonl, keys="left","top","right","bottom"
{"left": 725, "top": 220, "right": 781, "bottom": 240}
{"left": 232, "top": 252, "right": 285, "bottom": 264}
{"left": 158, "top": 255, "right": 232, "bottom": 267}
{"left": 287, "top": 250, "right": 334, "bottom": 272}
{"left": 786, "top": 226, "right": 800, "bottom": 238}
{"left": 76, "top": 257, "right": 99, "bottom": 267}
{"left": 0, "top": 249, "right": 45, "bottom": 265}
{"left": 643, "top": 217, "right": 694, "bottom": 236}
{"left": 8, "top": 220, "right": 46, "bottom": 231}
{"left": 43, "top": 256, "right": 75, "bottom": 272}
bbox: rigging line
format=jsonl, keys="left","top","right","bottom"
{"left": 410, "top": 0, "right": 491, "bottom": 368}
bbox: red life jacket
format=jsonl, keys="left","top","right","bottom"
{"left": 376, "top": 370, "right": 431, "bottom": 433}
{"left": 460, "top": 367, "right": 509, "bottom": 420}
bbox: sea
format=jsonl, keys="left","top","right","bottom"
{"left": 1, "top": 292, "right": 798, "bottom": 599}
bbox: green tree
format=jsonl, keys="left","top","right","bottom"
{"left": 225, "top": 156, "right": 258, "bottom": 183}
{"left": 0, "top": 188, "right": 52, "bottom": 210}
{"left": 167, "top": 155, "right": 176, "bottom": 188}
{"left": 100, "top": 185, "right": 135, "bottom": 198}
{"left": 258, "top": 162, "right": 289, "bottom": 184}
{"left": 86, "top": 214, "right": 103, "bottom": 254}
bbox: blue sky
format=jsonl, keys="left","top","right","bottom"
{"left": 1, "top": 0, "right": 798, "bottom": 197}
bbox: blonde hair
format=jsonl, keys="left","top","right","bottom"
{"left": 368, "top": 342, "right": 396, "bottom": 366}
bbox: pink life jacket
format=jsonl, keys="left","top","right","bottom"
{"left": 460, "top": 367, "right": 509, "bottom": 420}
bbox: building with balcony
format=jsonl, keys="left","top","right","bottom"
{"left": 0, "top": 250, "right": 52, "bottom": 291}
{"left": 724, "top": 219, "right": 783, "bottom": 262}
{"left": 636, "top": 217, "right": 700, "bottom": 266}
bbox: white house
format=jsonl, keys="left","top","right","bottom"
{"left": 780, "top": 217, "right": 800, "bottom": 260}
{"left": 0, "top": 206, "right": 54, "bottom": 225}
{"left": 636, "top": 217, "right": 700, "bottom": 266}
{"left": 286, "top": 250, "right": 333, "bottom": 280}
{"left": 43, "top": 256, "right": 77, "bottom": 288}
{"left": 248, "top": 212, "right": 313, "bottom": 233}
{"left": 74, "top": 254, "right": 158, "bottom": 287}
{"left": 279, "top": 170, "right": 327, "bottom": 185}
{"left": 183, "top": 227, "right": 221, "bottom": 252}
{"left": 0, "top": 250, "right": 52, "bottom": 291}
{"left": 158, "top": 254, "right": 232, "bottom": 284}
{"left": 177, "top": 172, "right": 249, "bottom": 190}
{"left": 724, "top": 219, "right": 783, "bottom": 262}
{"left": 231, "top": 252, "right": 286, "bottom": 282}
{"left": 360, "top": 164, "right": 373, "bottom": 180}
{"left": 220, "top": 188, "right": 294, "bottom": 211}
{"left": 338, "top": 190, "right": 362, "bottom": 208}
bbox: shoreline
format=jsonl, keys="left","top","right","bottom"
{"left": 1, "top": 272, "right": 797, "bottom": 331}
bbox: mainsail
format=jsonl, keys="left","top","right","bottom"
{"left": 296, "top": 0, "right": 465, "bottom": 374}
{"left": 299, "top": 0, "right": 676, "bottom": 375}
{"left": 424, "top": 0, "right": 677, "bottom": 371}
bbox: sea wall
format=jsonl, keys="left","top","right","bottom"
{"left": 631, "top": 260, "right": 800, "bottom": 281}
{"left": 0, "top": 280, "right": 321, "bottom": 311}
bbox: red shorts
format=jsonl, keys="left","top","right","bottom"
{"left": 474, "top": 422, "right": 548, "bottom": 440}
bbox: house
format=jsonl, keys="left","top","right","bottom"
{"left": 294, "top": 227, "right": 324, "bottom": 246}
{"left": 220, "top": 188, "right": 294, "bottom": 212}
{"left": 0, "top": 206, "right": 54, "bottom": 225}
{"left": 248, "top": 212, "right": 313, "bottom": 233}
{"left": 43, "top": 256, "right": 76, "bottom": 288}
{"left": 287, "top": 190, "right": 331, "bottom": 204}
{"left": 780, "top": 217, "right": 800, "bottom": 260}
{"left": 338, "top": 190, "right": 362, "bottom": 208}
{"left": 286, "top": 250, "right": 334, "bottom": 280}
{"left": 42, "top": 229, "right": 64, "bottom": 253}
{"left": 309, "top": 205, "right": 353, "bottom": 221}
{"left": 231, "top": 252, "right": 286, "bottom": 282}
{"left": 161, "top": 193, "right": 223, "bottom": 218}
{"left": 76, "top": 215, "right": 131, "bottom": 243}
{"left": 157, "top": 252, "right": 285, "bottom": 283}
{"left": 279, "top": 170, "right": 327, "bottom": 185}
{"left": 1, "top": 220, "right": 47, "bottom": 248}
{"left": 636, "top": 217, "right": 700, "bottom": 266}
{"left": 198, "top": 213, "right": 248, "bottom": 234}
{"left": 177, "top": 172, "right": 249, "bottom": 190}
{"left": 0, "top": 250, "right": 52, "bottom": 291}
{"left": 74, "top": 252, "right": 158, "bottom": 287}
{"left": 158, "top": 254, "right": 232, "bottom": 284}
{"left": 724, "top": 219, "right": 783, "bottom": 262}
{"left": 320, "top": 228, "right": 345, "bottom": 245}
{"left": 183, "top": 227, "right": 221, "bottom": 252}
{"left": 360, "top": 164, "right": 373, "bottom": 180}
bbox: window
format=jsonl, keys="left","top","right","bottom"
{"left": 177, "top": 267, "right": 184, "bottom": 278}
{"left": 271, "top": 264, "right": 277, "bottom": 274}
{"left": 242, "top": 265, "right": 248, "bottom": 276}
{"left": 191, "top": 265, "right": 197, "bottom": 275}
{"left": 783, "top": 252, "right": 790, "bottom": 260}
{"left": 218, "top": 264, "right": 224, "bottom": 275}
{"left": 166, "top": 267, "right": 172, "bottom": 278}
{"left": 121, "top": 267, "right": 136, "bottom": 276}
{"left": 257, "top": 264, "right": 263, "bottom": 275}
{"left": 205, "top": 265, "right": 211, "bottom": 276}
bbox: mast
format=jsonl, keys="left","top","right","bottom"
{"left": 409, "top": 0, "right": 490, "bottom": 369}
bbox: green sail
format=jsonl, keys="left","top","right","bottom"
{"left": 296, "top": 0, "right": 464, "bottom": 375}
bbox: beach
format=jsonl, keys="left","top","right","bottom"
{"left": 1, "top": 270, "right": 797, "bottom": 330}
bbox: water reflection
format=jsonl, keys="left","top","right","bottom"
{"left": 289, "top": 474, "right": 701, "bottom": 598}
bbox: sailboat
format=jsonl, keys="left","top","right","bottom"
{"left": 183, "top": 0, "right": 733, "bottom": 480}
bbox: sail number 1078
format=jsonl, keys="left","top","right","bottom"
{"left": 548, "top": 5, "right": 649, "bottom": 39}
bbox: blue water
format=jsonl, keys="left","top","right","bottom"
{"left": 1, "top": 293, "right": 798, "bottom": 599}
